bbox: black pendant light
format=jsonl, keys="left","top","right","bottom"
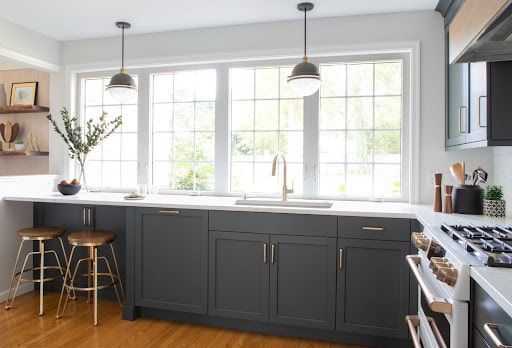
{"left": 287, "top": 2, "right": 321, "bottom": 97}
{"left": 106, "top": 22, "right": 137, "bottom": 102}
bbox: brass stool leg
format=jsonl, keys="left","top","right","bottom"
{"left": 98, "top": 256, "right": 122, "bottom": 307}
{"left": 87, "top": 247, "right": 93, "bottom": 304}
{"left": 58, "top": 237, "right": 76, "bottom": 300}
{"left": 110, "top": 244, "right": 125, "bottom": 303}
{"left": 9, "top": 249, "right": 34, "bottom": 309}
{"left": 39, "top": 240, "right": 44, "bottom": 316}
{"left": 93, "top": 247, "right": 98, "bottom": 326}
{"left": 56, "top": 246, "right": 76, "bottom": 319}
{"left": 4, "top": 240, "right": 25, "bottom": 310}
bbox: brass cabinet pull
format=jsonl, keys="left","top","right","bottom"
{"left": 271, "top": 244, "right": 276, "bottom": 264}
{"left": 82, "top": 208, "right": 87, "bottom": 226}
{"left": 263, "top": 243, "right": 268, "bottom": 264}
{"left": 87, "top": 208, "right": 92, "bottom": 226}
{"left": 478, "top": 96, "right": 487, "bottom": 128}
{"left": 484, "top": 323, "right": 512, "bottom": 348}
{"left": 459, "top": 105, "right": 467, "bottom": 133}
{"left": 339, "top": 248, "right": 343, "bottom": 270}
{"left": 406, "top": 255, "right": 452, "bottom": 314}
{"left": 362, "top": 226, "right": 384, "bottom": 231}
{"left": 159, "top": 210, "right": 180, "bottom": 215}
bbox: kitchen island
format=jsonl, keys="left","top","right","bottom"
{"left": 4, "top": 192, "right": 512, "bottom": 347}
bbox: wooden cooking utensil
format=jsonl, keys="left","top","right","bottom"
{"left": 10, "top": 123, "right": 19, "bottom": 143}
{"left": 450, "top": 162, "right": 465, "bottom": 186}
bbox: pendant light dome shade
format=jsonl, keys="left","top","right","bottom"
{"left": 106, "top": 22, "right": 137, "bottom": 102}
{"left": 288, "top": 60, "right": 321, "bottom": 96}
{"left": 287, "top": 2, "right": 321, "bottom": 97}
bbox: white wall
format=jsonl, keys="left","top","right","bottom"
{"left": 56, "top": 10, "right": 494, "bottom": 204}
{"left": 0, "top": 18, "right": 60, "bottom": 67}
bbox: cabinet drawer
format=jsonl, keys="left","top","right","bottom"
{"left": 473, "top": 281, "right": 512, "bottom": 347}
{"left": 209, "top": 211, "right": 337, "bottom": 237}
{"left": 338, "top": 217, "right": 410, "bottom": 241}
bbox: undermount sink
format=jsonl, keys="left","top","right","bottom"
{"left": 234, "top": 198, "right": 333, "bottom": 208}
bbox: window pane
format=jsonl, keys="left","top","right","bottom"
{"left": 153, "top": 104, "right": 173, "bottom": 131}
{"left": 153, "top": 161, "right": 172, "bottom": 187}
{"left": 319, "top": 59, "right": 404, "bottom": 199}
{"left": 279, "top": 131, "right": 303, "bottom": 162}
{"left": 102, "top": 133, "right": 121, "bottom": 161}
{"left": 85, "top": 160, "right": 102, "bottom": 187}
{"left": 153, "top": 133, "right": 172, "bottom": 161}
{"left": 279, "top": 67, "right": 295, "bottom": 98}
{"left": 347, "top": 97, "right": 373, "bottom": 129}
{"left": 280, "top": 99, "right": 303, "bottom": 130}
{"left": 320, "top": 131, "right": 345, "bottom": 162}
{"left": 102, "top": 161, "right": 121, "bottom": 188}
{"left": 173, "top": 132, "right": 194, "bottom": 161}
{"left": 121, "top": 105, "right": 138, "bottom": 132}
{"left": 195, "top": 70, "right": 216, "bottom": 101}
{"left": 196, "top": 162, "right": 215, "bottom": 191}
{"left": 320, "top": 98, "right": 345, "bottom": 130}
{"left": 375, "top": 96, "right": 401, "bottom": 129}
{"left": 255, "top": 100, "right": 278, "bottom": 130}
{"left": 231, "top": 68, "right": 254, "bottom": 100}
{"left": 230, "top": 163, "right": 253, "bottom": 192}
{"left": 231, "top": 132, "right": 254, "bottom": 161}
{"left": 174, "top": 71, "right": 196, "bottom": 102}
{"left": 255, "top": 68, "right": 279, "bottom": 99}
{"left": 85, "top": 79, "right": 103, "bottom": 105}
{"left": 231, "top": 101, "right": 254, "bottom": 131}
{"left": 347, "top": 64, "right": 373, "bottom": 96}
{"left": 174, "top": 103, "right": 194, "bottom": 131}
{"left": 320, "top": 64, "right": 346, "bottom": 97}
{"left": 195, "top": 102, "right": 215, "bottom": 131}
{"left": 254, "top": 132, "right": 278, "bottom": 162}
{"left": 153, "top": 74, "right": 173, "bottom": 103}
{"left": 173, "top": 162, "right": 194, "bottom": 190}
{"left": 319, "top": 164, "right": 345, "bottom": 196}
{"left": 121, "top": 161, "right": 137, "bottom": 188}
{"left": 375, "top": 62, "right": 402, "bottom": 95}
{"left": 195, "top": 132, "right": 214, "bottom": 161}
{"left": 121, "top": 133, "right": 137, "bottom": 161}
{"left": 254, "top": 162, "right": 277, "bottom": 193}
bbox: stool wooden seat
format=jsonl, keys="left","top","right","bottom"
{"left": 67, "top": 231, "right": 116, "bottom": 247}
{"left": 56, "top": 230, "right": 124, "bottom": 326}
{"left": 5, "top": 226, "right": 69, "bottom": 315}
{"left": 18, "top": 227, "right": 64, "bottom": 240}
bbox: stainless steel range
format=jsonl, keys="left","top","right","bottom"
{"left": 440, "top": 223, "right": 512, "bottom": 267}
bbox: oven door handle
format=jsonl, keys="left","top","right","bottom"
{"left": 406, "top": 315, "right": 448, "bottom": 348}
{"left": 484, "top": 323, "right": 512, "bottom": 348}
{"left": 406, "top": 255, "right": 453, "bottom": 315}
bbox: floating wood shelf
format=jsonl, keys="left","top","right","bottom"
{"left": 0, "top": 105, "right": 50, "bottom": 114}
{"left": 0, "top": 151, "right": 49, "bottom": 157}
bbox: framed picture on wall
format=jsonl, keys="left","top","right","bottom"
{"left": 10, "top": 82, "right": 38, "bottom": 106}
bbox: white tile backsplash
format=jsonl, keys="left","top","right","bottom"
{"left": 494, "top": 147, "right": 512, "bottom": 212}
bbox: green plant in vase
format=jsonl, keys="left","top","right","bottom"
{"left": 483, "top": 185, "right": 506, "bottom": 218}
{"left": 47, "top": 108, "right": 122, "bottom": 190}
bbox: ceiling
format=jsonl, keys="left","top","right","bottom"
{"left": 0, "top": 0, "right": 439, "bottom": 41}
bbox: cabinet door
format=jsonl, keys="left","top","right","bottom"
{"left": 468, "top": 62, "right": 488, "bottom": 143}
{"left": 208, "top": 231, "right": 269, "bottom": 322}
{"left": 447, "top": 61, "right": 469, "bottom": 146}
{"left": 135, "top": 208, "right": 208, "bottom": 314}
{"left": 269, "top": 235, "right": 336, "bottom": 329}
{"left": 337, "top": 238, "right": 410, "bottom": 338}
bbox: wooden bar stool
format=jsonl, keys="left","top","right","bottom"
{"left": 4, "top": 227, "right": 69, "bottom": 315}
{"left": 56, "top": 230, "right": 124, "bottom": 326}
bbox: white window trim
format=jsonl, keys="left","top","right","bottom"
{"left": 71, "top": 44, "right": 420, "bottom": 203}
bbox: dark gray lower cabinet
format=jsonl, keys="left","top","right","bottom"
{"left": 208, "top": 231, "right": 269, "bottom": 322}
{"left": 135, "top": 208, "right": 208, "bottom": 314}
{"left": 270, "top": 235, "right": 336, "bottom": 330}
{"left": 337, "top": 238, "right": 410, "bottom": 338}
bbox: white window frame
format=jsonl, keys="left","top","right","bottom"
{"left": 75, "top": 51, "right": 412, "bottom": 202}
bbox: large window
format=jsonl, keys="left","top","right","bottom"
{"left": 81, "top": 77, "right": 138, "bottom": 188}
{"left": 229, "top": 66, "right": 303, "bottom": 194}
{"left": 151, "top": 70, "right": 216, "bottom": 191}
{"left": 77, "top": 53, "right": 410, "bottom": 201}
{"left": 318, "top": 61, "right": 403, "bottom": 198}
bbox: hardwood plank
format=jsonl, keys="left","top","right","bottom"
{"left": 1, "top": 292, "right": 364, "bottom": 347}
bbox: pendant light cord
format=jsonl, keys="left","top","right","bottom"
{"left": 121, "top": 26, "right": 125, "bottom": 71}
{"left": 303, "top": 8, "right": 307, "bottom": 59}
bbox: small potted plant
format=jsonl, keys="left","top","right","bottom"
{"left": 14, "top": 139, "right": 24, "bottom": 151}
{"left": 483, "top": 186, "right": 506, "bottom": 218}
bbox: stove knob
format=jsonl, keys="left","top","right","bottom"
{"left": 436, "top": 267, "right": 458, "bottom": 287}
{"left": 429, "top": 257, "right": 448, "bottom": 271}
{"left": 411, "top": 233, "right": 431, "bottom": 252}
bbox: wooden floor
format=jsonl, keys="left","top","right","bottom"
{"left": 1, "top": 292, "right": 364, "bottom": 347}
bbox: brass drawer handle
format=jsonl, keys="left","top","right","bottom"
{"left": 484, "top": 323, "right": 512, "bottom": 348}
{"left": 362, "top": 226, "right": 384, "bottom": 231}
{"left": 159, "top": 210, "right": 180, "bottom": 215}
{"left": 271, "top": 244, "right": 276, "bottom": 264}
{"left": 263, "top": 243, "right": 268, "bottom": 264}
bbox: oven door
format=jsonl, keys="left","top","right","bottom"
{"left": 406, "top": 254, "right": 469, "bottom": 348}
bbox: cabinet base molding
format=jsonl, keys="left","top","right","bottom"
{"left": 136, "top": 307, "right": 410, "bottom": 348}
{"left": 122, "top": 305, "right": 140, "bottom": 321}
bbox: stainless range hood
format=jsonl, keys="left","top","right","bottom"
{"left": 450, "top": 0, "right": 512, "bottom": 63}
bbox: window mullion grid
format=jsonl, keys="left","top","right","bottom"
{"left": 193, "top": 73, "right": 197, "bottom": 191}
{"left": 171, "top": 74, "right": 176, "bottom": 190}
{"left": 252, "top": 69, "right": 256, "bottom": 192}
{"left": 372, "top": 63, "right": 376, "bottom": 197}
{"left": 344, "top": 65, "right": 348, "bottom": 196}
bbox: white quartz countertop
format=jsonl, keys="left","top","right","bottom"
{"left": 4, "top": 191, "right": 512, "bottom": 316}
{"left": 471, "top": 267, "right": 512, "bottom": 318}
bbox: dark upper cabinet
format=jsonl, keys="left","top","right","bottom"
{"left": 134, "top": 208, "right": 208, "bottom": 314}
{"left": 447, "top": 60, "right": 469, "bottom": 147}
{"left": 269, "top": 235, "right": 336, "bottom": 330}
{"left": 336, "top": 238, "right": 410, "bottom": 338}
{"left": 468, "top": 62, "right": 488, "bottom": 143}
{"left": 208, "top": 231, "right": 269, "bottom": 322}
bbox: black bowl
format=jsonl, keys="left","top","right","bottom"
{"left": 57, "top": 184, "right": 81, "bottom": 195}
